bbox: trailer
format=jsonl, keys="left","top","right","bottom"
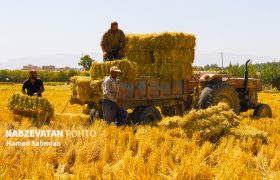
{"left": 114, "top": 75, "right": 199, "bottom": 122}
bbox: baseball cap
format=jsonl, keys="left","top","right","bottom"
{"left": 110, "top": 66, "right": 121, "bottom": 73}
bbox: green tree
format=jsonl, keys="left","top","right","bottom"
{"left": 261, "top": 62, "right": 280, "bottom": 90}
{"left": 57, "top": 71, "right": 68, "bottom": 82}
{"left": 78, "top": 55, "right": 94, "bottom": 70}
{"left": 226, "top": 63, "right": 257, "bottom": 78}
{"left": 68, "top": 69, "right": 80, "bottom": 78}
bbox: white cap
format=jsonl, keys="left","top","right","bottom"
{"left": 110, "top": 66, "right": 121, "bottom": 73}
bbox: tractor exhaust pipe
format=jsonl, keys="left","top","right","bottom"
{"left": 244, "top": 59, "right": 251, "bottom": 93}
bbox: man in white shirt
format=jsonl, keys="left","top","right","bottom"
{"left": 102, "top": 66, "right": 127, "bottom": 125}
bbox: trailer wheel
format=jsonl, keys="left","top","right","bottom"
{"left": 89, "top": 109, "right": 103, "bottom": 123}
{"left": 131, "top": 107, "right": 144, "bottom": 123}
{"left": 198, "top": 85, "right": 240, "bottom": 114}
{"left": 133, "top": 106, "right": 162, "bottom": 123}
{"left": 161, "top": 106, "right": 176, "bottom": 117}
{"left": 253, "top": 104, "right": 272, "bottom": 118}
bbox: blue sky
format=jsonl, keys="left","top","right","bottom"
{"left": 0, "top": 0, "right": 280, "bottom": 65}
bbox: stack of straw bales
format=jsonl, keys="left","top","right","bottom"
{"left": 89, "top": 33, "right": 196, "bottom": 81}
{"left": 8, "top": 94, "right": 54, "bottom": 122}
{"left": 124, "top": 32, "right": 196, "bottom": 80}
{"left": 159, "top": 103, "right": 240, "bottom": 142}
{"left": 71, "top": 32, "right": 196, "bottom": 107}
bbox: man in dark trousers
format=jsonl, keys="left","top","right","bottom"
{"left": 22, "top": 70, "right": 44, "bottom": 97}
{"left": 101, "top": 21, "right": 126, "bottom": 61}
{"left": 102, "top": 66, "right": 127, "bottom": 126}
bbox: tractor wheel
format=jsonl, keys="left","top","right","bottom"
{"left": 132, "top": 106, "right": 162, "bottom": 124}
{"left": 198, "top": 85, "right": 241, "bottom": 114}
{"left": 253, "top": 104, "right": 272, "bottom": 118}
{"left": 131, "top": 107, "right": 144, "bottom": 123}
{"left": 161, "top": 106, "right": 176, "bottom": 117}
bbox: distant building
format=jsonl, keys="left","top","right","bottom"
{"left": 55, "top": 66, "right": 71, "bottom": 71}
{"left": 42, "top": 65, "right": 56, "bottom": 71}
{"left": 22, "top": 64, "right": 83, "bottom": 71}
{"left": 22, "top": 64, "right": 40, "bottom": 70}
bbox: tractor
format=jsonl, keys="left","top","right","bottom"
{"left": 197, "top": 60, "right": 272, "bottom": 118}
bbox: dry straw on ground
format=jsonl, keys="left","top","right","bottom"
{"left": 8, "top": 94, "right": 54, "bottom": 122}
{"left": 0, "top": 85, "right": 279, "bottom": 179}
{"left": 229, "top": 125, "right": 268, "bottom": 143}
{"left": 159, "top": 103, "right": 240, "bottom": 142}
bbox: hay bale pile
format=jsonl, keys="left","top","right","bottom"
{"left": 124, "top": 32, "right": 196, "bottom": 80}
{"left": 124, "top": 33, "right": 196, "bottom": 64}
{"left": 8, "top": 94, "right": 54, "bottom": 122}
{"left": 159, "top": 103, "right": 240, "bottom": 142}
{"left": 71, "top": 32, "right": 196, "bottom": 107}
{"left": 88, "top": 33, "right": 196, "bottom": 81}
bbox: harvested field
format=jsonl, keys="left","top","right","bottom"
{"left": 1, "top": 85, "right": 280, "bottom": 179}
{"left": 159, "top": 103, "right": 240, "bottom": 142}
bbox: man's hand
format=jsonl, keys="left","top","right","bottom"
{"left": 103, "top": 51, "right": 107, "bottom": 57}
{"left": 22, "top": 89, "right": 27, "bottom": 95}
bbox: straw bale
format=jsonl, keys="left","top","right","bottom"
{"left": 70, "top": 76, "right": 103, "bottom": 110}
{"left": 90, "top": 60, "right": 138, "bottom": 81}
{"left": 153, "top": 48, "right": 195, "bottom": 64}
{"left": 138, "top": 63, "right": 193, "bottom": 80}
{"left": 89, "top": 79, "right": 104, "bottom": 110}
{"left": 8, "top": 94, "right": 54, "bottom": 122}
{"left": 124, "top": 32, "right": 196, "bottom": 51}
{"left": 123, "top": 32, "right": 196, "bottom": 65}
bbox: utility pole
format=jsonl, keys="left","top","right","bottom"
{"left": 221, "top": 52, "right": 224, "bottom": 72}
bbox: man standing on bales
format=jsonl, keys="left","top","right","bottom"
{"left": 22, "top": 70, "right": 44, "bottom": 97}
{"left": 102, "top": 66, "right": 127, "bottom": 126}
{"left": 101, "top": 21, "right": 126, "bottom": 61}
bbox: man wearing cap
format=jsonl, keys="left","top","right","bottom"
{"left": 102, "top": 66, "right": 127, "bottom": 125}
{"left": 22, "top": 70, "right": 44, "bottom": 97}
{"left": 101, "top": 21, "right": 126, "bottom": 61}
